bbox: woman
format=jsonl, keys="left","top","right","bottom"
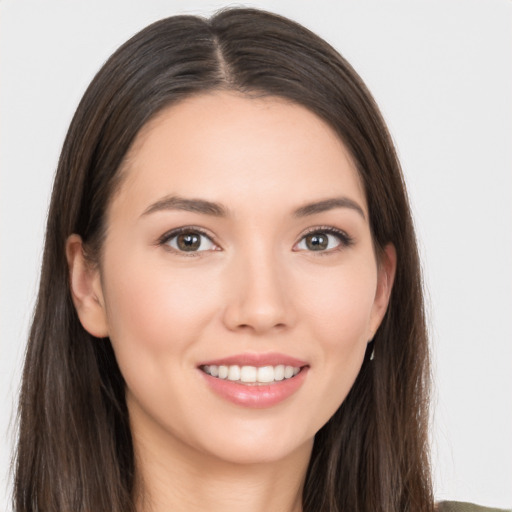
{"left": 11, "top": 7, "right": 503, "bottom": 512}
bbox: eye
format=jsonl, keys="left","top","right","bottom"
{"left": 295, "top": 228, "right": 353, "bottom": 252}
{"left": 160, "top": 228, "right": 218, "bottom": 253}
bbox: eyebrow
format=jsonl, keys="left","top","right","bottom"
{"left": 294, "top": 197, "right": 366, "bottom": 219}
{"left": 141, "top": 195, "right": 365, "bottom": 220}
{"left": 141, "top": 195, "right": 228, "bottom": 217}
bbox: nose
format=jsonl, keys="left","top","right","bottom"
{"left": 222, "top": 248, "right": 295, "bottom": 335}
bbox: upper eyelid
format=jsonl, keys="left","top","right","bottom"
{"left": 297, "top": 225, "right": 352, "bottom": 240}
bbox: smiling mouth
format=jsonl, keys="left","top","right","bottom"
{"left": 200, "top": 364, "right": 302, "bottom": 385}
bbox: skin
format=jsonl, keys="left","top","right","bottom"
{"left": 67, "top": 92, "right": 396, "bottom": 512}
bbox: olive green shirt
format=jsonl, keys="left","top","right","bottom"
{"left": 437, "top": 501, "right": 511, "bottom": 512}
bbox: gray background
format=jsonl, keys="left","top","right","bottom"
{"left": 1, "top": 1, "right": 511, "bottom": 510}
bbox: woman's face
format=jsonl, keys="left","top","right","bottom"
{"left": 70, "top": 92, "right": 395, "bottom": 465}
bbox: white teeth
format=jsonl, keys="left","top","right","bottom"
{"left": 240, "top": 366, "right": 257, "bottom": 383}
{"left": 284, "top": 366, "right": 295, "bottom": 379}
{"left": 227, "top": 365, "right": 241, "bottom": 381}
{"left": 274, "top": 365, "right": 285, "bottom": 381}
{"left": 202, "top": 364, "right": 302, "bottom": 383}
{"left": 257, "top": 366, "right": 275, "bottom": 383}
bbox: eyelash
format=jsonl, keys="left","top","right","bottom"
{"left": 294, "top": 226, "right": 354, "bottom": 254}
{"left": 157, "top": 225, "right": 354, "bottom": 255}
{"left": 157, "top": 226, "right": 219, "bottom": 256}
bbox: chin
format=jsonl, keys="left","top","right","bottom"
{"left": 200, "top": 431, "right": 314, "bottom": 466}
{"left": 186, "top": 413, "right": 317, "bottom": 466}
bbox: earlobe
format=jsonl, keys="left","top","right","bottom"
{"left": 66, "top": 234, "right": 109, "bottom": 338}
{"left": 369, "top": 243, "right": 397, "bottom": 338}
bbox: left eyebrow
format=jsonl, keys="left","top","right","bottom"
{"left": 293, "top": 197, "right": 366, "bottom": 220}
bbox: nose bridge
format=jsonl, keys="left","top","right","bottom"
{"left": 223, "top": 235, "right": 293, "bottom": 333}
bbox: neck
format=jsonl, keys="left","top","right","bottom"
{"left": 132, "top": 422, "right": 312, "bottom": 512}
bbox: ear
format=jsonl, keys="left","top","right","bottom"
{"left": 66, "top": 234, "right": 109, "bottom": 338}
{"left": 368, "top": 243, "right": 397, "bottom": 339}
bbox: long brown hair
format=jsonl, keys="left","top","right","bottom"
{"left": 14, "top": 8, "right": 433, "bottom": 512}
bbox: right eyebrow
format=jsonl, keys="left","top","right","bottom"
{"left": 141, "top": 195, "right": 229, "bottom": 218}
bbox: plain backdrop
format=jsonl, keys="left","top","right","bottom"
{"left": 1, "top": 1, "right": 511, "bottom": 510}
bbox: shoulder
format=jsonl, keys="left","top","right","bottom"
{"left": 437, "top": 501, "right": 512, "bottom": 512}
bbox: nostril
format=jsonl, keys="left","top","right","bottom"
{"left": 235, "top": 321, "right": 287, "bottom": 333}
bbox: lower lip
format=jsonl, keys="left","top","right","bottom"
{"left": 199, "top": 368, "right": 308, "bottom": 408}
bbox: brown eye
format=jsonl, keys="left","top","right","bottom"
{"left": 165, "top": 230, "right": 216, "bottom": 252}
{"left": 295, "top": 228, "right": 352, "bottom": 252}
{"left": 177, "top": 233, "right": 201, "bottom": 251}
{"left": 304, "top": 233, "right": 329, "bottom": 251}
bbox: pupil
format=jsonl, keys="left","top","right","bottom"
{"left": 177, "top": 233, "right": 200, "bottom": 251}
{"left": 306, "top": 234, "right": 327, "bottom": 251}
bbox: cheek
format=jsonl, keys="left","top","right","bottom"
{"left": 101, "top": 256, "right": 220, "bottom": 363}
{"left": 295, "top": 260, "right": 377, "bottom": 420}
{"left": 299, "top": 260, "right": 378, "bottom": 343}
{"left": 99, "top": 256, "right": 222, "bottom": 435}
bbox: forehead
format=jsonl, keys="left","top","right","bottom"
{"left": 112, "top": 91, "right": 367, "bottom": 218}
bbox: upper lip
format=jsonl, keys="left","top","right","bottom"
{"left": 198, "top": 353, "right": 308, "bottom": 368}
